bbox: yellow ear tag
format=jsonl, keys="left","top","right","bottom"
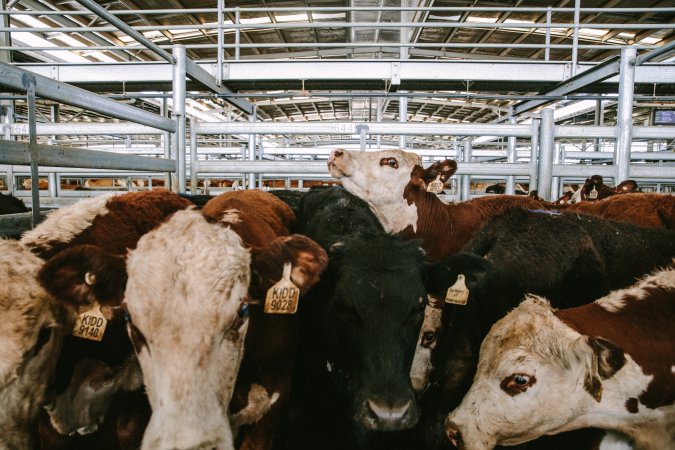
{"left": 72, "top": 303, "right": 107, "bottom": 341}
{"left": 264, "top": 263, "right": 300, "bottom": 314}
{"left": 589, "top": 186, "right": 598, "bottom": 199}
{"left": 445, "top": 274, "right": 469, "bottom": 306}
{"left": 426, "top": 175, "right": 444, "bottom": 194}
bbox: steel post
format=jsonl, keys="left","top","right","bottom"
{"left": 537, "top": 108, "right": 555, "bottom": 201}
{"left": 248, "top": 106, "right": 257, "bottom": 189}
{"left": 172, "top": 46, "right": 187, "bottom": 193}
{"left": 614, "top": 47, "right": 636, "bottom": 183}
{"left": 25, "top": 75, "right": 40, "bottom": 226}
{"left": 190, "top": 117, "right": 198, "bottom": 194}
{"left": 461, "top": 139, "right": 472, "bottom": 201}
{"left": 217, "top": 0, "right": 223, "bottom": 86}
{"left": 571, "top": 0, "right": 580, "bottom": 76}
{"left": 505, "top": 113, "right": 516, "bottom": 194}
{"left": 399, "top": 92, "right": 408, "bottom": 149}
{"left": 551, "top": 142, "right": 561, "bottom": 200}
{"left": 161, "top": 97, "right": 172, "bottom": 190}
{"left": 529, "top": 118, "right": 540, "bottom": 192}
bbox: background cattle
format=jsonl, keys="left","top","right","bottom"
{"left": 83, "top": 179, "right": 128, "bottom": 189}
{"left": 562, "top": 192, "right": 675, "bottom": 229}
{"left": 0, "top": 192, "right": 28, "bottom": 215}
{"left": 202, "top": 189, "right": 328, "bottom": 450}
{"left": 276, "top": 187, "right": 466, "bottom": 450}
{"left": 578, "top": 175, "right": 639, "bottom": 202}
{"left": 0, "top": 240, "right": 71, "bottom": 449}
{"left": 21, "top": 177, "right": 49, "bottom": 190}
{"left": 417, "top": 208, "right": 675, "bottom": 450}
{"left": 446, "top": 265, "right": 675, "bottom": 450}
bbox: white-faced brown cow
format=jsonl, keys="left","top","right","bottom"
{"left": 445, "top": 265, "right": 675, "bottom": 450}
{"left": 327, "top": 148, "right": 546, "bottom": 262}
{"left": 0, "top": 240, "right": 71, "bottom": 449}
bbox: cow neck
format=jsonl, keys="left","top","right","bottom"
{"left": 400, "top": 187, "right": 486, "bottom": 262}
{"left": 555, "top": 285, "right": 675, "bottom": 411}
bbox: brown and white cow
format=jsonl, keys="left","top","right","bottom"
{"left": 579, "top": 175, "right": 639, "bottom": 202}
{"left": 83, "top": 178, "right": 128, "bottom": 189}
{"left": 0, "top": 240, "right": 71, "bottom": 449}
{"left": 202, "top": 189, "right": 328, "bottom": 450}
{"left": 562, "top": 192, "right": 675, "bottom": 229}
{"left": 327, "top": 148, "right": 546, "bottom": 262}
{"left": 445, "top": 265, "right": 675, "bottom": 450}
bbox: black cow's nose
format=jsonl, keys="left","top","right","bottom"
{"left": 445, "top": 420, "right": 462, "bottom": 449}
{"left": 364, "top": 399, "right": 416, "bottom": 430}
{"left": 330, "top": 149, "right": 344, "bottom": 161}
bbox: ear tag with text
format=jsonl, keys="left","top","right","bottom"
{"left": 589, "top": 186, "right": 598, "bottom": 199}
{"left": 427, "top": 175, "right": 444, "bottom": 194}
{"left": 445, "top": 274, "right": 469, "bottom": 306}
{"left": 264, "top": 263, "right": 300, "bottom": 314}
{"left": 72, "top": 303, "right": 107, "bottom": 341}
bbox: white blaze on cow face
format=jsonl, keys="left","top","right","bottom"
{"left": 123, "top": 210, "right": 251, "bottom": 450}
{"left": 0, "top": 240, "right": 70, "bottom": 449}
{"left": 328, "top": 148, "right": 421, "bottom": 233}
{"left": 20, "top": 193, "right": 116, "bottom": 252}
{"left": 410, "top": 297, "right": 443, "bottom": 392}
{"left": 445, "top": 296, "right": 658, "bottom": 450}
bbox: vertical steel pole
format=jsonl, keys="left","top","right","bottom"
{"left": 545, "top": 7, "right": 551, "bottom": 61}
{"left": 571, "top": 0, "right": 580, "bottom": 76}
{"left": 529, "top": 117, "right": 540, "bottom": 193}
{"left": 551, "top": 142, "right": 561, "bottom": 201}
{"left": 235, "top": 8, "right": 241, "bottom": 60}
{"left": 400, "top": 0, "right": 409, "bottom": 61}
{"left": 190, "top": 116, "right": 198, "bottom": 194}
{"left": 537, "top": 108, "right": 555, "bottom": 201}
{"left": 376, "top": 97, "right": 383, "bottom": 149}
{"left": 461, "top": 139, "right": 472, "bottom": 201}
{"left": 593, "top": 99, "right": 603, "bottom": 151}
{"left": 48, "top": 104, "right": 59, "bottom": 198}
{"left": 172, "top": 45, "right": 187, "bottom": 193}
{"left": 399, "top": 93, "right": 407, "bottom": 149}
{"left": 217, "top": 0, "right": 223, "bottom": 86}
{"left": 161, "top": 97, "right": 171, "bottom": 190}
{"left": 248, "top": 105, "right": 256, "bottom": 189}
{"left": 25, "top": 74, "right": 40, "bottom": 226}
{"left": 506, "top": 112, "right": 516, "bottom": 194}
{"left": 615, "top": 47, "right": 636, "bottom": 184}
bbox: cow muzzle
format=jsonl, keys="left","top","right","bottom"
{"left": 359, "top": 398, "right": 418, "bottom": 431}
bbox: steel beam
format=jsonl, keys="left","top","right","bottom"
{"left": 173, "top": 46, "right": 187, "bottom": 193}
{"left": 615, "top": 47, "right": 637, "bottom": 183}
{"left": 537, "top": 109, "right": 555, "bottom": 201}
{"left": 0, "top": 62, "right": 175, "bottom": 132}
{"left": 184, "top": 58, "right": 254, "bottom": 115}
{"left": 0, "top": 140, "right": 176, "bottom": 171}
{"left": 6, "top": 122, "right": 167, "bottom": 136}
{"left": 461, "top": 139, "right": 472, "bottom": 201}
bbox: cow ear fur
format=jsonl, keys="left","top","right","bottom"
{"left": 576, "top": 336, "right": 626, "bottom": 402}
{"left": 38, "top": 244, "right": 128, "bottom": 308}
{"left": 422, "top": 160, "right": 458, "bottom": 188}
{"left": 250, "top": 234, "right": 328, "bottom": 298}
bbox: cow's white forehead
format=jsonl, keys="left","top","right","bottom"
{"left": 348, "top": 149, "right": 422, "bottom": 168}
{"left": 21, "top": 193, "right": 116, "bottom": 251}
{"left": 124, "top": 209, "right": 250, "bottom": 333}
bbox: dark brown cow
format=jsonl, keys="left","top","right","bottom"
{"left": 579, "top": 175, "right": 639, "bottom": 201}
{"left": 327, "top": 149, "right": 547, "bottom": 262}
{"left": 201, "top": 189, "right": 328, "bottom": 450}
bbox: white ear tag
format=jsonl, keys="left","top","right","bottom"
{"left": 445, "top": 274, "right": 469, "bottom": 306}
{"left": 589, "top": 186, "right": 598, "bottom": 199}
{"left": 264, "top": 263, "right": 300, "bottom": 314}
{"left": 72, "top": 303, "right": 107, "bottom": 341}
{"left": 426, "top": 174, "right": 444, "bottom": 194}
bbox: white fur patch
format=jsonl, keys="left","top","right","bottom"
{"left": 20, "top": 193, "right": 116, "bottom": 251}
{"left": 596, "top": 266, "right": 675, "bottom": 313}
{"left": 597, "top": 431, "right": 634, "bottom": 450}
{"left": 220, "top": 209, "right": 242, "bottom": 225}
{"left": 410, "top": 301, "right": 443, "bottom": 392}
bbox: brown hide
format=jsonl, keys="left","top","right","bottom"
{"left": 31, "top": 190, "right": 192, "bottom": 260}
{"left": 202, "top": 189, "right": 328, "bottom": 450}
{"left": 403, "top": 165, "right": 547, "bottom": 261}
{"left": 561, "top": 193, "right": 675, "bottom": 229}
{"left": 555, "top": 282, "right": 675, "bottom": 411}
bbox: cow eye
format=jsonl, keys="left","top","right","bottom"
{"left": 501, "top": 373, "right": 535, "bottom": 396}
{"left": 238, "top": 302, "right": 249, "bottom": 319}
{"left": 388, "top": 158, "right": 398, "bottom": 168}
{"left": 421, "top": 331, "right": 436, "bottom": 348}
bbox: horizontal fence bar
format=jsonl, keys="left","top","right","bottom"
{"left": 0, "top": 140, "right": 176, "bottom": 171}
{"left": 5, "top": 123, "right": 171, "bottom": 136}
{"left": 563, "top": 151, "right": 675, "bottom": 161}
{"left": 556, "top": 125, "right": 675, "bottom": 139}
{"left": 0, "top": 63, "right": 176, "bottom": 133}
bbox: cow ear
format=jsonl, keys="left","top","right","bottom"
{"left": 424, "top": 253, "right": 492, "bottom": 300}
{"left": 38, "top": 244, "right": 128, "bottom": 308}
{"left": 576, "top": 336, "right": 625, "bottom": 403}
{"left": 422, "top": 160, "right": 457, "bottom": 188}
{"left": 250, "top": 234, "right": 328, "bottom": 298}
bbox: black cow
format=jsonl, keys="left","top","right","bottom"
{"left": 419, "top": 208, "right": 675, "bottom": 449}
{"left": 279, "top": 188, "right": 459, "bottom": 450}
{"left": 0, "top": 192, "right": 28, "bottom": 214}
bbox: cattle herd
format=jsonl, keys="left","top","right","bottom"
{"left": 0, "top": 148, "right": 673, "bottom": 450}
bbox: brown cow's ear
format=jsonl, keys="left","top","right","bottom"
{"left": 38, "top": 244, "right": 128, "bottom": 308}
{"left": 422, "top": 160, "right": 458, "bottom": 188}
{"left": 250, "top": 234, "right": 328, "bottom": 298}
{"left": 588, "top": 336, "right": 626, "bottom": 379}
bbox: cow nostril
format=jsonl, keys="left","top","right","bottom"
{"left": 445, "top": 421, "right": 462, "bottom": 448}
{"left": 366, "top": 399, "right": 411, "bottom": 421}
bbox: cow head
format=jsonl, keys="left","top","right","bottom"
{"left": 39, "top": 210, "right": 252, "bottom": 450}
{"left": 0, "top": 240, "right": 71, "bottom": 449}
{"left": 444, "top": 297, "right": 630, "bottom": 450}
{"left": 327, "top": 148, "right": 457, "bottom": 233}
